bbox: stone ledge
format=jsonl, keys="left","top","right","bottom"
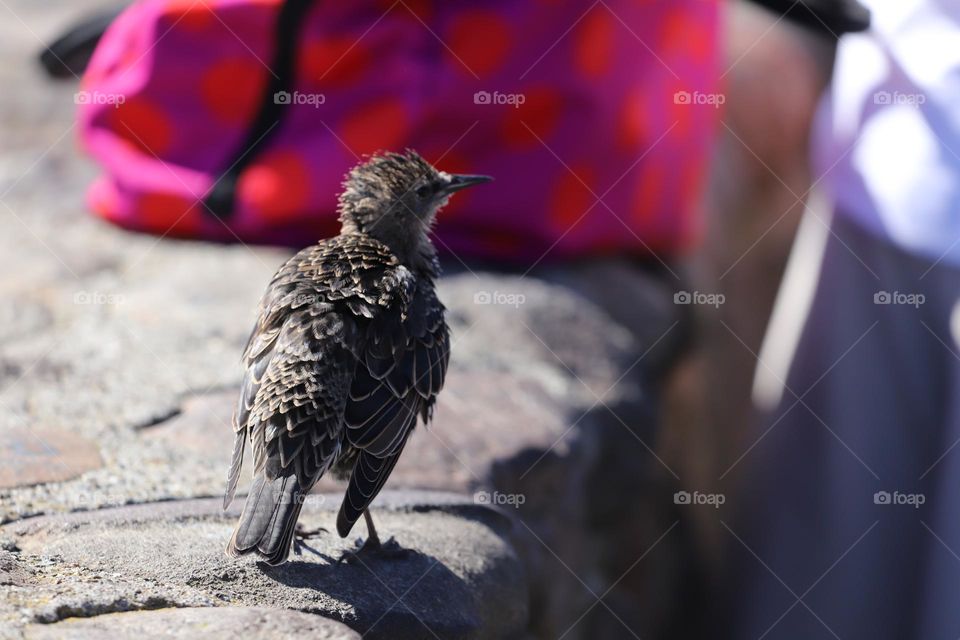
{"left": 23, "top": 607, "right": 361, "bottom": 640}
{"left": 0, "top": 492, "right": 527, "bottom": 640}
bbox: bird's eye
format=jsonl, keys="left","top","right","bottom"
{"left": 415, "top": 184, "right": 432, "bottom": 199}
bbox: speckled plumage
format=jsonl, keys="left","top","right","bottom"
{"left": 224, "top": 151, "right": 487, "bottom": 565}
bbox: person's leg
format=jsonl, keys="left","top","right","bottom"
{"left": 725, "top": 213, "right": 960, "bottom": 639}
{"left": 913, "top": 265, "right": 960, "bottom": 638}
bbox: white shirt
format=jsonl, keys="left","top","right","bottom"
{"left": 815, "top": 0, "right": 960, "bottom": 265}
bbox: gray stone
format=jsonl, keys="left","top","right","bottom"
{"left": 0, "top": 427, "right": 102, "bottom": 488}
{"left": 0, "top": 262, "right": 671, "bottom": 638}
{"left": 141, "top": 392, "right": 235, "bottom": 450}
{"left": 23, "top": 607, "right": 361, "bottom": 640}
{"left": 0, "top": 550, "right": 30, "bottom": 587}
{"left": 1, "top": 492, "right": 527, "bottom": 639}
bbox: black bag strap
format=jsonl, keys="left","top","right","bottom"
{"left": 203, "top": 0, "right": 316, "bottom": 219}
{"left": 38, "top": 5, "right": 127, "bottom": 79}
{"left": 746, "top": 0, "right": 870, "bottom": 36}
{"left": 40, "top": 0, "right": 315, "bottom": 221}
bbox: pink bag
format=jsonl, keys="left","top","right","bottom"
{"left": 78, "top": 0, "right": 720, "bottom": 262}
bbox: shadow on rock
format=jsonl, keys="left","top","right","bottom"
{"left": 263, "top": 546, "right": 481, "bottom": 639}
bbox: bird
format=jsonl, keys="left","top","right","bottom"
{"left": 223, "top": 150, "right": 491, "bottom": 566}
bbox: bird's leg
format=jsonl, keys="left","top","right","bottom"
{"left": 361, "top": 509, "right": 381, "bottom": 551}
{"left": 357, "top": 510, "right": 404, "bottom": 554}
{"left": 336, "top": 510, "right": 407, "bottom": 564}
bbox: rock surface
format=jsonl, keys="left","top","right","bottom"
{"left": 1, "top": 493, "right": 526, "bottom": 640}
{"left": 0, "top": 427, "right": 102, "bottom": 488}
{"left": 23, "top": 607, "right": 361, "bottom": 640}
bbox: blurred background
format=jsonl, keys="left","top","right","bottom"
{"left": 2, "top": 1, "right": 958, "bottom": 639}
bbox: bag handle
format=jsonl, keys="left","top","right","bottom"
{"left": 38, "top": 5, "right": 127, "bottom": 78}
{"left": 203, "top": 0, "right": 315, "bottom": 219}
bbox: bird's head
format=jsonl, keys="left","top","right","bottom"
{"left": 337, "top": 150, "right": 491, "bottom": 267}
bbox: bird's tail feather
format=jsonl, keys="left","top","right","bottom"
{"left": 223, "top": 431, "right": 246, "bottom": 510}
{"left": 336, "top": 448, "right": 404, "bottom": 538}
{"left": 226, "top": 473, "right": 302, "bottom": 565}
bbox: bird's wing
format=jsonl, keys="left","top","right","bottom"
{"left": 224, "top": 237, "right": 403, "bottom": 508}
{"left": 337, "top": 279, "right": 450, "bottom": 535}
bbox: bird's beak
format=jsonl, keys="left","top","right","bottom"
{"left": 441, "top": 173, "right": 493, "bottom": 194}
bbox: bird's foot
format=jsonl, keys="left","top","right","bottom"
{"left": 295, "top": 524, "right": 328, "bottom": 540}
{"left": 293, "top": 524, "right": 329, "bottom": 556}
{"left": 336, "top": 536, "right": 409, "bottom": 564}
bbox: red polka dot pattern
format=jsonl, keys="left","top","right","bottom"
{"left": 445, "top": 10, "right": 513, "bottom": 77}
{"left": 384, "top": 0, "right": 432, "bottom": 20}
{"left": 575, "top": 9, "right": 616, "bottom": 77}
{"left": 340, "top": 99, "right": 411, "bottom": 157}
{"left": 139, "top": 192, "right": 202, "bottom": 236}
{"left": 660, "top": 8, "right": 713, "bottom": 63}
{"left": 201, "top": 58, "right": 267, "bottom": 123}
{"left": 109, "top": 98, "right": 173, "bottom": 155}
{"left": 500, "top": 87, "right": 564, "bottom": 148}
{"left": 79, "top": 0, "right": 720, "bottom": 261}
{"left": 550, "top": 166, "right": 597, "bottom": 231}
{"left": 165, "top": 0, "right": 215, "bottom": 30}
{"left": 618, "top": 88, "right": 648, "bottom": 151}
{"left": 301, "top": 36, "right": 372, "bottom": 88}
{"left": 239, "top": 150, "right": 312, "bottom": 223}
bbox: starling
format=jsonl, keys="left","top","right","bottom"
{"left": 223, "top": 150, "right": 490, "bottom": 565}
